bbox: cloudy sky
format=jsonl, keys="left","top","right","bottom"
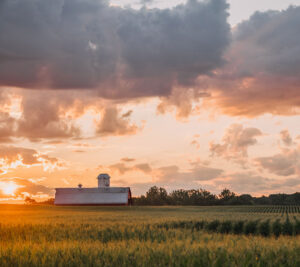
{"left": 1, "top": 0, "right": 300, "bottom": 202}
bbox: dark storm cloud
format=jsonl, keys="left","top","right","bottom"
{"left": 233, "top": 8, "right": 300, "bottom": 78}
{"left": 0, "top": 0, "right": 230, "bottom": 98}
{"left": 204, "top": 6, "right": 300, "bottom": 116}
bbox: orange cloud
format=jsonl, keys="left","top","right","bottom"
{"left": 280, "top": 130, "right": 293, "bottom": 147}
{"left": 0, "top": 178, "right": 53, "bottom": 200}
{"left": 210, "top": 124, "right": 262, "bottom": 165}
{"left": 96, "top": 107, "right": 139, "bottom": 136}
{"left": 109, "top": 162, "right": 152, "bottom": 175}
{"left": 254, "top": 146, "right": 300, "bottom": 177}
{"left": 121, "top": 157, "right": 136, "bottom": 162}
{"left": 108, "top": 159, "right": 223, "bottom": 183}
{"left": 0, "top": 145, "right": 65, "bottom": 174}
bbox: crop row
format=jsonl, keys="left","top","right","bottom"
{"left": 156, "top": 218, "right": 300, "bottom": 237}
{"left": 1, "top": 218, "right": 299, "bottom": 244}
{"left": 242, "top": 206, "right": 300, "bottom": 214}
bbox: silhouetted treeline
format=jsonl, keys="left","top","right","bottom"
{"left": 24, "top": 197, "right": 54, "bottom": 205}
{"left": 132, "top": 186, "right": 300, "bottom": 206}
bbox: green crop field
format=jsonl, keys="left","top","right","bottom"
{"left": 1, "top": 205, "right": 300, "bottom": 267}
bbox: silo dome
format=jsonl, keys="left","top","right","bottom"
{"left": 97, "top": 173, "right": 110, "bottom": 188}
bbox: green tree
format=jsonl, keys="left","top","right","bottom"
{"left": 219, "top": 188, "right": 236, "bottom": 204}
{"left": 146, "top": 186, "right": 168, "bottom": 205}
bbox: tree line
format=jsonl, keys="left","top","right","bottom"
{"left": 24, "top": 187, "right": 300, "bottom": 206}
{"left": 24, "top": 197, "right": 54, "bottom": 205}
{"left": 132, "top": 186, "right": 300, "bottom": 206}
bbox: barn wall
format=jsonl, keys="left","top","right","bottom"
{"left": 54, "top": 190, "right": 129, "bottom": 205}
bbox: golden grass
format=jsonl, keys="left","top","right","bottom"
{"left": 0, "top": 205, "right": 300, "bottom": 266}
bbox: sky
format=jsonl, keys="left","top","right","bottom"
{"left": 0, "top": 0, "right": 300, "bottom": 203}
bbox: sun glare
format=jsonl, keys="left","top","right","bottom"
{"left": 0, "top": 181, "right": 19, "bottom": 195}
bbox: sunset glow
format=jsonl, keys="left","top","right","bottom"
{"left": 0, "top": 0, "right": 300, "bottom": 203}
{"left": 0, "top": 182, "right": 20, "bottom": 196}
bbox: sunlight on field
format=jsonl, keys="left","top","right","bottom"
{"left": 0, "top": 205, "right": 300, "bottom": 266}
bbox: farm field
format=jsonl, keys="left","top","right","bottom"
{"left": 0, "top": 205, "right": 300, "bottom": 266}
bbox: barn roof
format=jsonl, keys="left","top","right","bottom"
{"left": 55, "top": 187, "right": 130, "bottom": 194}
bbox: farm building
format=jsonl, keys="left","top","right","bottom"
{"left": 54, "top": 174, "right": 132, "bottom": 206}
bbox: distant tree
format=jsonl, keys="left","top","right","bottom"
{"left": 198, "top": 189, "right": 217, "bottom": 205}
{"left": 269, "top": 194, "right": 288, "bottom": 205}
{"left": 235, "top": 194, "right": 254, "bottom": 205}
{"left": 146, "top": 186, "right": 168, "bottom": 205}
{"left": 286, "top": 193, "right": 300, "bottom": 205}
{"left": 24, "top": 196, "right": 37, "bottom": 205}
{"left": 169, "top": 189, "right": 189, "bottom": 205}
{"left": 219, "top": 188, "right": 236, "bottom": 204}
{"left": 254, "top": 195, "right": 271, "bottom": 205}
{"left": 132, "top": 195, "right": 148, "bottom": 205}
{"left": 39, "top": 198, "right": 55, "bottom": 205}
{"left": 132, "top": 186, "right": 300, "bottom": 206}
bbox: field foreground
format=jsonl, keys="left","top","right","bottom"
{"left": 0, "top": 205, "right": 300, "bottom": 267}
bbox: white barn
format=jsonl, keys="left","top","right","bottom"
{"left": 54, "top": 174, "right": 132, "bottom": 206}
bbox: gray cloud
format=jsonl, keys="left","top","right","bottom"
{"left": 16, "top": 92, "right": 81, "bottom": 141}
{"left": 0, "top": 89, "right": 142, "bottom": 143}
{"left": 121, "top": 157, "right": 136, "bottom": 162}
{"left": 111, "top": 162, "right": 223, "bottom": 195}
{"left": 109, "top": 163, "right": 131, "bottom": 175}
{"left": 155, "top": 164, "right": 223, "bottom": 182}
{"left": 0, "top": 0, "right": 230, "bottom": 99}
{"left": 0, "top": 89, "right": 140, "bottom": 142}
{"left": 108, "top": 159, "right": 223, "bottom": 182}
{"left": 109, "top": 162, "right": 152, "bottom": 175}
{"left": 280, "top": 130, "right": 293, "bottom": 147}
{"left": 96, "top": 107, "right": 139, "bottom": 136}
{"left": 0, "top": 112, "right": 15, "bottom": 143}
{"left": 210, "top": 124, "right": 262, "bottom": 164}
{"left": 233, "top": 8, "right": 300, "bottom": 77}
{"left": 135, "top": 163, "right": 152, "bottom": 173}
{"left": 254, "top": 147, "right": 300, "bottom": 177}
{"left": 203, "top": 6, "right": 300, "bottom": 116}
{"left": 0, "top": 90, "right": 83, "bottom": 142}
{"left": 212, "top": 172, "right": 300, "bottom": 194}
{"left": 214, "top": 172, "right": 273, "bottom": 193}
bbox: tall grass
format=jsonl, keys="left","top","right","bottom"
{"left": 0, "top": 205, "right": 300, "bottom": 266}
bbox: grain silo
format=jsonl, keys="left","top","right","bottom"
{"left": 54, "top": 174, "right": 132, "bottom": 206}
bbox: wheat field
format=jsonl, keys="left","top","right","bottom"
{"left": 0, "top": 205, "right": 300, "bottom": 266}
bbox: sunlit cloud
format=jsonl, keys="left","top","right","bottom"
{"left": 0, "top": 181, "right": 23, "bottom": 196}
{"left": 0, "top": 146, "right": 66, "bottom": 174}
{"left": 0, "top": 1, "right": 300, "bottom": 202}
{"left": 209, "top": 124, "right": 263, "bottom": 166}
{"left": 0, "top": 178, "right": 53, "bottom": 202}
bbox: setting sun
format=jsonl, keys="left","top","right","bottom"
{"left": 0, "top": 181, "right": 20, "bottom": 195}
